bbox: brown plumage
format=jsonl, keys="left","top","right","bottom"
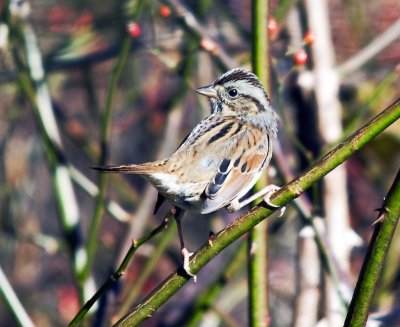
{"left": 93, "top": 68, "right": 279, "bottom": 276}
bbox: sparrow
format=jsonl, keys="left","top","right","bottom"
{"left": 93, "top": 68, "right": 280, "bottom": 277}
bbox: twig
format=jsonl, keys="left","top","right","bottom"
{"left": 112, "top": 216, "right": 176, "bottom": 321}
{"left": 69, "top": 214, "right": 171, "bottom": 326}
{"left": 113, "top": 98, "right": 400, "bottom": 326}
{"left": 344, "top": 169, "right": 400, "bottom": 326}
{"left": 0, "top": 265, "right": 35, "bottom": 327}
{"left": 82, "top": 34, "right": 132, "bottom": 282}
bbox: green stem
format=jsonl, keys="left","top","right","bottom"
{"left": 0, "top": 266, "right": 35, "bottom": 327}
{"left": 82, "top": 35, "right": 132, "bottom": 282}
{"left": 114, "top": 99, "right": 400, "bottom": 326}
{"left": 344, "top": 169, "right": 400, "bottom": 326}
{"left": 250, "top": 0, "right": 270, "bottom": 325}
{"left": 248, "top": 223, "right": 269, "bottom": 326}
{"left": 114, "top": 217, "right": 176, "bottom": 318}
{"left": 252, "top": 0, "right": 269, "bottom": 90}
{"left": 69, "top": 215, "right": 171, "bottom": 326}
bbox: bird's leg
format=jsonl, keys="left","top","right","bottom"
{"left": 227, "top": 184, "right": 285, "bottom": 216}
{"left": 173, "top": 208, "right": 196, "bottom": 280}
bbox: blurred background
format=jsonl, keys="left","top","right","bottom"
{"left": 0, "top": 0, "right": 399, "bottom": 326}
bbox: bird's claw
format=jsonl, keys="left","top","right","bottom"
{"left": 226, "top": 199, "right": 240, "bottom": 212}
{"left": 263, "top": 185, "right": 286, "bottom": 217}
{"left": 182, "top": 247, "right": 197, "bottom": 282}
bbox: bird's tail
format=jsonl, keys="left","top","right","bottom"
{"left": 92, "top": 163, "right": 155, "bottom": 175}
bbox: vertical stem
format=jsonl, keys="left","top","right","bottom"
{"left": 248, "top": 226, "right": 269, "bottom": 327}
{"left": 252, "top": 0, "right": 269, "bottom": 90}
{"left": 249, "top": 0, "right": 269, "bottom": 326}
{"left": 7, "top": 8, "right": 91, "bottom": 304}
{"left": 344, "top": 169, "right": 400, "bottom": 326}
{"left": 82, "top": 35, "right": 133, "bottom": 282}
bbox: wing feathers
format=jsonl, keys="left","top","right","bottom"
{"left": 204, "top": 127, "right": 272, "bottom": 212}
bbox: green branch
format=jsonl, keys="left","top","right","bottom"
{"left": 344, "top": 168, "right": 400, "bottom": 326}
{"left": 82, "top": 34, "right": 132, "bottom": 282}
{"left": 69, "top": 215, "right": 171, "bottom": 326}
{"left": 250, "top": 0, "right": 270, "bottom": 325}
{"left": 114, "top": 99, "right": 400, "bottom": 326}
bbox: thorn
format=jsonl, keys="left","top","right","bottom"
{"left": 372, "top": 214, "right": 385, "bottom": 226}
{"left": 372, "top": 206, "right": 389, "bottom": 226}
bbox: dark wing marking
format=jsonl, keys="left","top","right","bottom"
{"left": 219, "top": 158, "right": 231, "bottom": 173}
{"left": 204, "top": 128, "right": 272, "bottom": 212}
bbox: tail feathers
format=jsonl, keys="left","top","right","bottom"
{"left": 91, "top": 164, "right": 153, "bottom": 175}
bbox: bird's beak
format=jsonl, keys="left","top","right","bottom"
{"left": 195, "top": 85, "right": 217, "bottom": 98}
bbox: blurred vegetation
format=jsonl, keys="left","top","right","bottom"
{"left": 0, "top": 0, "right": 399, "bottom": 326}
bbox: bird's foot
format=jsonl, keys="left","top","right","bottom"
{"left": 181, "top": 247, "right": 197, "bottom": 282}
{"left": 226, "top": 199, "right": 240, "bottom": 212}
{"left": 263, "top": 185, "right": 286, "bottom": 217}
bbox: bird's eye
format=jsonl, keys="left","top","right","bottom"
{"left": 228, "top": 88, "right": 238, "bottom": 97}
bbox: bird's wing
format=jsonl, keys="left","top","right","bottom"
{"left": 202, "top": 125, "right": 272, "bottom": 213}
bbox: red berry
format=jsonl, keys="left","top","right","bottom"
{"left": 304, "top": 31, "right": 315, "bottom": 45}
{"left": 57, "top": 286, "right": 79, "bottom": 321}
{"left": 159, "top": 6, "right": 171, "bottom": 18}
{"left": 293, "top": 50, "right": 308, "bottom": 66}
{"left": 268, "top": 18, "right": 278, "bottom": 38}
{"left": 200, "top": 38, "right": 218, "bottom": 54}
{"left": 127, "top": 22, "right": 141, "bottom": 38}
